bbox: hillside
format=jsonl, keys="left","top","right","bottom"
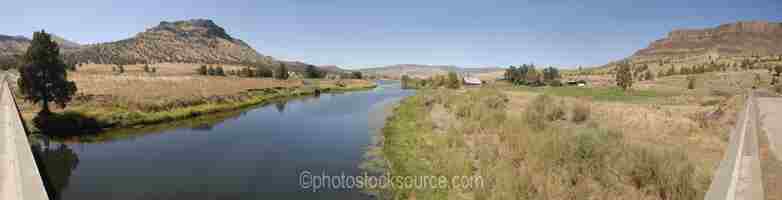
{"left": 0, "top": 35, "right": 30, "bottom": 57}
{"left": 581, "top": 21, "right": 782, "bottom": 75}
{"left": 0, "top": 34, "right": 80, "bottom": 68}
{"left": 360, "top": 64, "right": 502, "bottom": 79}
{"left": 62, "top": 19, "right": 275, "bottom": 65}
{"left": 630, "top": 21, "right": 782, "bottom": 64}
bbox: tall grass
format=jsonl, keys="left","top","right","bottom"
{"left": 380, "top": 87, "right": 706, "bottom": 199}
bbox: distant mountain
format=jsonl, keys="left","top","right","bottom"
{"left": 0, "top": 33, "right": 80, "bottom": 68}
{"left": 629, "top": 21, "right": 782, "bottom": 64}
{"left": 360, "top": 64, "right": 503, "bottom": 79}
{"left": 51, "top": 35, "right": 80, "bottom": 49}
{"left": 62, "top": 19, "right": 275, "bottom": 65}
{"left": 0, "top": 35, "right": 29, "bottom": 57}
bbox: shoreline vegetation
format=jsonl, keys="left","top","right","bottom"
{"left": 22, "top": 81, "right": 376, "bottom": 136}
{"left": 369, "top": 69, "right": 768, "bottom": 199}
{"left": 10, "top": 63, "right": 377, "bottom": 136}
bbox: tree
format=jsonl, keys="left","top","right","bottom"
{"left": 275, "top": 63, "right": 289, "bottom": 80}
{"left": 351, "top": 71, "right": 363, "bottom": 79}
{"left": 144, "top": 64, "right": 150, "bottom": 72}
{"left": 198, "top": 65, "right": 208, "bottom": 75}
{"left": 615, "top": 62, "right": 633, "bottom": 90}
{"left": 542, "top": 67, "right": 560, "bottom": 83}
{"left": 117, "top": 65, "right": 125, "bottom": 73}
{"left": 216, "top": 66, "right": 225, "bottom": 76}
{"left": 17, "top": 30, "right": 77, "bottom": 114}
{"left": 505, "top": 66, "right": 516, "bottom": 81}
{"left": 305, "top": 65, "right": 322, "bottom": 79}
{"left": 255, "top": 66, "right": 273, "bottom": 78}
{"left": 687, "top": 76, "right": 696, "bottom": 89}
{"left": 525, "top": 66, "right": 541, "bottom": 85}
{"left": 401, "top": 75, "right": 411, "bottom": 89}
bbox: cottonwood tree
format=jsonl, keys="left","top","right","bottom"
{"left": 17, "top": 30, "right": 77, "bottom": 115}
{"left": 615, "top": 62, "right": 633, "bottom": 90}
{"left": 542, "top": 67, "right": 560, "bottom": 82}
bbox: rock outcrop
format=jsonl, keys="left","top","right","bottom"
{"left": 63, "top": 19, "right": 274, "bottom": 65}
{"left": 632, "top": 21, "right": 782, "bottom": 60}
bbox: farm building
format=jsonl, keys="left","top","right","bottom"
{"left": 463, "top": 77, "right": 482, "bottom": 85}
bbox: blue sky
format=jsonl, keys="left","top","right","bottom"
{"left": 2, "top": 0, "right": 780, "bottom": 69}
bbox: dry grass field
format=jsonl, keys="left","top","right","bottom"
{"left": 14, "top": 63, "right": 375, "bottom": 133}
{"left": 373, "top": 70, "right": 770, "bottom": 199}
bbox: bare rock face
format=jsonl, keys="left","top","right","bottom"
{"left": 63, "top": 19, "right": 274, "bottom": 65}
{"left": 632, "top": 21, "right": 782, "bottom": 59}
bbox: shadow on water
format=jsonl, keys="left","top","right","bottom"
{"left": 39, "top": 90, "right": 333, "bottom": 143}
{"left": 30, "top": 138, "right": 80, "bottom": 200}
{"left": 41, "top": 108, "right": 249, "bottom": 143}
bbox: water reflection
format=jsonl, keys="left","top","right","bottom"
{"left": 39, "top": 80, "right": 414, "bottom": 200}
{"left": 32, "top": 140, "right": 80, "bottom": 200}
{"left": 275, "top": 100, "right": 287, "bottom": 113}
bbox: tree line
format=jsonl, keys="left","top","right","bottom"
{"left": 504, "top": 64, "right": 561, "bottom": 86}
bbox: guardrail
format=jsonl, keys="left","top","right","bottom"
{"left": 705, "top": 92, "right": 764, "bottom": 200}
{"left": 0, "top": 77, "right": 49, "bottom": 200}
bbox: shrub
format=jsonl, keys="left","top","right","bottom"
{"left": 525, "top": 94, "right": 564, "bottom": 130}
{"left": 687, "top": 76, "right": 696, "bottom": 90}
{"left": 624, "top": 147, "right": 699, "bottom": 200}
{"left": 571, "top": 101, "right": 591, "bottom": 123}
{"left": 216, "top": 66, "right": 225, "bottom": 76}
{"left": 207, "top": 66, "right": 216, "bottom": 75}
{"left": 548, "top": 79, "right": 563, "bottom": 87}
{"left": 446, "top": 71, "right": 461, "bottom": 89}
{"left": 198, "top": 65, "right": 208, "bottom": 75}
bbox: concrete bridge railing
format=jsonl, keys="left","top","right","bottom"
{"left": 0, "top": 78, "right": 49, "bottom": 200}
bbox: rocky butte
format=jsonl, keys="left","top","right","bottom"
{"left": 63, "top": 19, "right": 274, "bottom": 65}
{"left": 631, "top": 21, "right": 782, "bottom": 63}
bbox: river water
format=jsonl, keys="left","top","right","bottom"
{"left": 34, "top": 80, "right": 413, "bottom": 200}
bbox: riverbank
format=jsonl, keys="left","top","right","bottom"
{"left": 13, "top": 65, "right": 377, "bottom": 135}
{"left": 377, "top": 77, "right": 747, "bottom": 199}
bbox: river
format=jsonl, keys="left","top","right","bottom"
{"left": 33, "top": 80, "right": 413, "bottom": 200}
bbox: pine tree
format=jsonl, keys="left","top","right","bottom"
{"left": 17, "top": 30, "right": 77, "bottom": 114}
